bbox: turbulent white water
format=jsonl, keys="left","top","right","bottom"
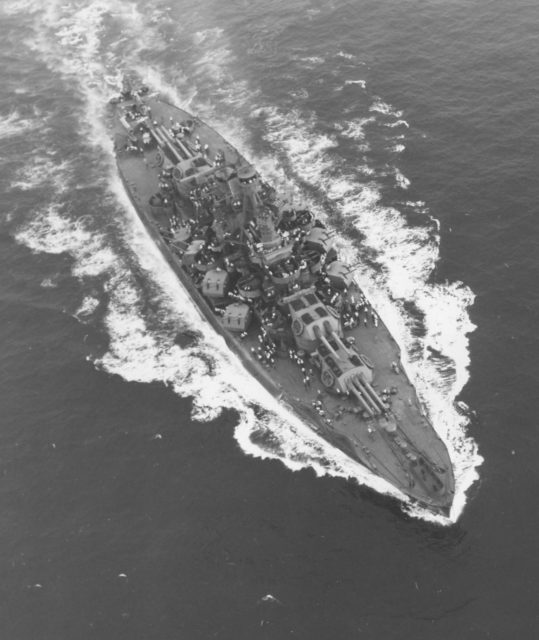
{"left": 10, "top": 154, "right": 72, "bottom": 192}
{"left": 0, "top": 109, "right": 39, "bottom": 139}
{"left": 8, "top": 0, "right": 482, "bottom": 523}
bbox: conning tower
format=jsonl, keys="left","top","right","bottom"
{"left": 238, "top": 165, "right": 281, "bottom": 251}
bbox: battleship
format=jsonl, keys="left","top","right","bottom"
{"left": 109, "top": 77, "right": 455, "bottom": 514}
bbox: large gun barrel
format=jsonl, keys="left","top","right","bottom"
{"left": 348, "top": 378, "right": 379, "bottom": 416}
{"left": 348, "top": 382, "right": 374, "bottom": 417}
{"left": 319, "top": 335, "right": 340, "bottom": 360}
{"left": 359, "top": 374, "right": 387, "bottom": 413}
{"left": 156, "top": 125, "right": 189, "bottom": 161}
{"left": 150, "top": 126, "right": 184, "bottom": 164}
{"left": 158, "top": 124, "right": 193, "bottom": 159}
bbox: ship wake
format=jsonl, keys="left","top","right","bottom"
{"left": 8, "top": 0, "right": 482, "bottom": 523}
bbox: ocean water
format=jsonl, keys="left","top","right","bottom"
{"left": 1, "top": 0, "right": 538, "bottom": 637}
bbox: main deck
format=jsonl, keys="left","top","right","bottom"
{"left": 110, "top": 88, "right": 455, "bottom": 513}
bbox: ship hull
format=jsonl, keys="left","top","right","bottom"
{"left": 110, "top": 91, "right": 455, "bottom": 514}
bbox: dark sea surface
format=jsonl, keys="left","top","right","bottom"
{"left": 1, "top": 0, "right": 538, "bottom": 637}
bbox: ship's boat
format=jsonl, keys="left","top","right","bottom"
{"left": 109, "top": 77, "right": 455, "bottom": 514}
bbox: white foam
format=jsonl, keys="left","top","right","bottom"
{"left": 0, "top": 110, "right": 38, "bottom": 139}
{"left": 298, "top": 55, "right": 325, "bottom": 65}
{"left": 193, "top": 27, "right": 224, "bottom": 45}
{"left": 10, "top": 154, "right": 71, "bottom": 192}
{"left": 338, "top": 117, "right": 375, "bottom": 142}
{"left": 370, "top": 98, "right": 403, "bottom": 119}
{"left": 326, "top": 177, "right": 356, "bottom": 200}
{"left": 194, "top": 45, "right": 233, "bottom": 84}
{"left": 15, "top": 203, "right": 115, "bottom": 278}
{"left": 0, "top": 0, "right": 39, "bottom": 16}
{"left": 344, "top": 79, "right": 366, "bottom": 88}
{"left": 75, "top": 294, "right": 100, "bottom": 319}
{"left": 385, "top": 119, "right": 410, "bottom": 129}
{"left": 404, "top": 200, "right": 427, "bottom": 209}
{"left": 336, "top": 51, "right": 357, "bottom": 60}
{"left": 395, "top": 168, "right": 410, "bottom": 189}
{"left": 261, "top": 106, "right": 338, "bottom": 183}
{"left": 40, "top": 277, "right": 57, "bottom": 288}
{"left": 139, "top": 34, "right": 256, "bottom": 115}
{"left": 290, "top": 88, "right": 309, "bottom": 100}
{"left": 340, "top": 187, "right": 437, "bottom": 296}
